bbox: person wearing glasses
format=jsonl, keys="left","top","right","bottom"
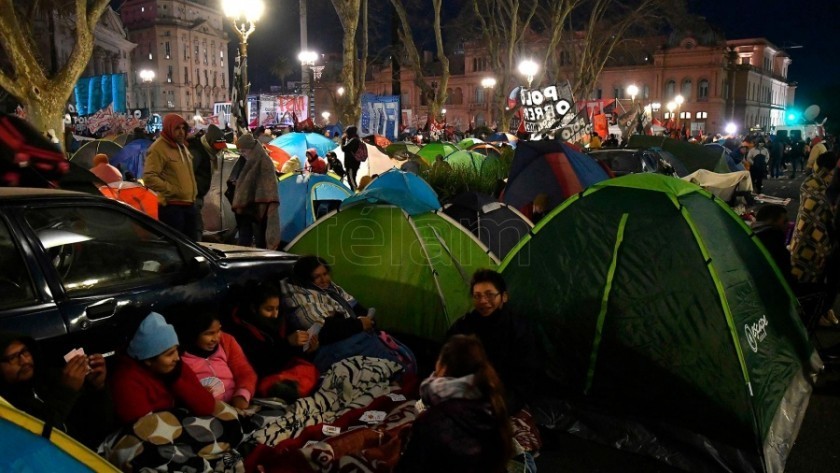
{"left": 0, "top": 332, "right": 113, "bottom": 447}
{"left": 445, "top": 269, "right": 537, "bottom": 414}
{"left": 143, "top": 113, "right": 199, "bottom": 239}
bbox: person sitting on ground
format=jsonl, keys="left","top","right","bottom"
{"left": 226, "top": 282, "right": 319, "bottom": 402}
{"left": 446, "top": 269, "right": 537, "bottom": 415}
{"left": 176, "top": 310, "right": 257, "bottom": 410}
{"left": 325, "top": 151, "right": 345, "bottom": 179}
{"left": 305, "top": 148, "right": 328, "bottom": 174}
{"left": 89, "top": 153, "right": 122, "bottom": 184}
{"left": 396, "top": 335, "right": 513, "bottom": 473}
{"left": 110, "top": 312, "right": 216, "bottom": 424}
{"left": 0, "top": 332, "right": 112, "bottom": 448}
{"left": 752, "top": 204, "right": 792, "bottom": 283}
{"left": 280, "top": 256, "right": 415, "bottom": 373}
{"left": 280, "top": 256, "right": 374, "bottom": 343}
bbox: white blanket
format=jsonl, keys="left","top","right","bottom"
{"left": 682, "top": 169, "right": 753, "bottom": 202}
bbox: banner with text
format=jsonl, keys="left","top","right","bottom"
{"left": 519, "top": 82, "right": 590, "bottom": 141}
{"left": 359, "top": 93, "right": 400, "bottom": 141}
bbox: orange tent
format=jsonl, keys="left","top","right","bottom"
{"left": 265, "top": 144, "right": 291, "bottom": 171}
{"left": 98, "top": 182, "right": 159, "bottom": 219}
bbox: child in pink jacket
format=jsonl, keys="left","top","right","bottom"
{"left": 177, "top": 311, "right": 257, "bottom": 410}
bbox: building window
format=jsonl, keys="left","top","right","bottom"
{"left": 475, "top": 87, "right": 485, "bottom": 104}
{"left": 196, "top": 68, "right": 200, "bottom": 85}
{"left": 220, "top": 50, "right": 224, "bottom": 67}
{"left": 221, "top": 73, "right": 225, "bottom": 88}
{"left": 741, "top": 56, "right": 750, "bottom": 65}
{"left": 559, "top": 50, "right": 571, "bottom": 66}
{"left": 164, "top": 42, "right": 171, "bottom": 59}
{"left": 665, "top": 80, "right": 676, "bottom": 99}
{"left": 613, "top": 87, "right": 623, "bottom": 99}
{"left": 184, "top": 66, "right": 189, "bottom": 84}
{"left": 183, "top": 44, "right": 188, "bottom": 60}
{"left": 681, "top": 79, "right": 691, "bottom": 99}
{"left": 167, "top": 65, "right": 173, "bottom": 83}
{"left": 698, "top": 80, "right": 709, "bottom": 100}
{"left": 695, "top": 111, "right": 708, "bottom": 119}
{"left": 204, "top": 69, "right": 209, "bottom": 86}
{"left": 643, "top": 84, "right": 650, "bottom": 100}
{"left": 213, "top": 72, "right": 217, "bottom": 87}
{"left": 194, "top": 44, "right": 199, "bottom": 64}
{"left": 680, "top": 111, "right": 690, "bottom": 120}
{"left": 664, "top": 112, "right": 672, "bottom": 119}
{"left": 203, "top": 43, "right": 208, "bottom": 65}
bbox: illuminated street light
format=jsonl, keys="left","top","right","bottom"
{"left": 627, "top": 84, "right": 639, "bottom": 103}
{"left": 224, "top": 0, "right": 265, "bottom": 134}
{"left": 517, "top": 59, "right": 539, "bottom": 88}
{"left": 337, "top": 86, "right": 345, "bottom": 96}
{"left": 139, "top": 69, "right": 155, "bottom": 112}
{"left": 481, "top": 77, "right": 496, "bottom": 127}
{"left": 674, "top": 95, "right": 685, "bottom": 128}
{"left": 321, "top": 111, "right": 331, "bottom": 124}
{"left": 725, "top": 123, "right": 737, "bottom": 135}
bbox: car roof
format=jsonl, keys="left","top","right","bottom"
{"left": 0, "top": 187, "right": 89, "bottom": 199}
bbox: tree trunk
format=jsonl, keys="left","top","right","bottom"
{"left": 331, "top": 0, "right": 365, "bottom": 126}
{"left": 0, "top": 0, "right": 110, "bottom": 152}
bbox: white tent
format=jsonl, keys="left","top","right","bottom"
{"left": 331, "top": 142, "right": 401, "bottom": 177}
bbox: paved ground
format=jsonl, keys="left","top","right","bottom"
{"left": 534, "top": 170, "right": 840, "bottom": 472}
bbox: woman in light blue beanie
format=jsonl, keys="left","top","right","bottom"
{"left": 110, "top": 312, "right": 216, "bottom": 424}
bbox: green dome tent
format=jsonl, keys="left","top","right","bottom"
{"left": 286, "top": 203, "right": 498, "bottom": 341}
{"left": 501, "top": 174, "right": 818, "bottom": 473}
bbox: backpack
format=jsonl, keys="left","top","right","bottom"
{"left": 353, "top": 139, "right": 368, "bottom": 162}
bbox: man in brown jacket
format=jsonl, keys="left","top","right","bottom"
{"left": 143, "top": 113, "right": 198, "bottom": 239}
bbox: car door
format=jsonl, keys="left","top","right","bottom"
{"left": 0, "top": 213, "right": 66, "bottom": 340}
{"left": 16, "top": 199, "right": 227, "bottom": 352}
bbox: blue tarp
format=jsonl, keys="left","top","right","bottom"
{"left": 109, "top": 138, "right": 152, "bottom": 178}
{"left": 270, "top": 132, "right": 336, "bottom": 160}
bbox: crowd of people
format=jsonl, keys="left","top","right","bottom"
{"left": 1, "top": 250, "right": 537, "bottom": 470}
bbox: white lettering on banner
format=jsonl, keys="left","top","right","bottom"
{"left": 519, "top": 83, "right": 577, "bottom": 136}
{"left": 745, "top": 315, "right": 769, "bottom": 353}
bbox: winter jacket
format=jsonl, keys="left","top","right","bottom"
{"left": 279, "top": 278, "right": 367, "bottom": 345}
{"left": 225, "top": 309, "right": 319, "bottom": 398}
{"left": 143, "top": 137, "right": 198, "bottom": 205}
{"left": 110, "top": 355, "right": 216, "bottom": 424}
{"left": 181, "top": 332, "right": 257, "bottom": 403}
{"left": 446, "top": 307, "right": 538, "bottom": 413}
{"left": 187, "top": 135, "right": 218, "bottom": 198}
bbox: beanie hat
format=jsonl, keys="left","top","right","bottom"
{"left": 204, "top": 124, "right": 225, "bottom": 143}
{"left": 127, "top": 312, "right": 179, "bottom": 360}
{"left": 236, "top": 133, "right": 258, "bottom": 150}
{"left": 93, "top": 153, "right": 109, "bottom": 166}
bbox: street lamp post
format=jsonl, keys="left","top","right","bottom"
{"left": 223, "top": 0, "right": 265, "bottom": 135}
{"left": 139, "top": 69, "right": 155, "bottom": 113}
{"left": 481, "top": 77, "right": 496, "bottom": 127}
{"left": 517, "top": 60, "right": 539, "bottom": 88}
{"left": 298, "top": 51, "right": 320, "bottom": 123}
{"left": 675, "top": 94, "right": 685, "bottom": 130}
{"left": 627, "top": 84, "right": 639, "bottom": 104}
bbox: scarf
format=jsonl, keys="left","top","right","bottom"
{"left": 419, "top": 374, "right": 481, "bottom": 409}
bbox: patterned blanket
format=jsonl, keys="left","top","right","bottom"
{"left": 249, "top": 356, "right": 403, "bottom": 447}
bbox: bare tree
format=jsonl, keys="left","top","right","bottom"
{"left": 471, "top": 0, "right": 539, "bottom": 130}
{"left": 331, "top": 0, "right": 369, "bottom": 125}
{"left": 271, "top": 56, "right": 295, "bottom": 89}
{"left": 0, "top": 0, "right": 110, "bottom": 144}
{"left": 571, "top": 0, "right": 671, "bottom": 100}
{"left": 389, "top": 0, "right": 450, "bottom": 120}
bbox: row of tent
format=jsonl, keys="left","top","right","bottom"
{"left": 284, "top": 169, "right": 816, "bottom": 473}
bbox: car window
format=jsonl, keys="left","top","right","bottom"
{"left": 0, "top": 219, "right": 38, "bottom": 310}
{"left": 24, "top": 206, "right": 186, "bottom": 295}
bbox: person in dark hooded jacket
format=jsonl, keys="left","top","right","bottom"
{"left": 445, "top": 269, "right": 537, "bottom": 414}
{"left": 0, "top": 332, "right": 113, "bottom": 448}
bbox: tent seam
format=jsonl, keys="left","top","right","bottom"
{"left": 584, "top": 213, "right": 629, "bottom": 395}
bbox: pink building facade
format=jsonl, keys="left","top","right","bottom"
{"left": 363, "top": 35, "right": 795, "bottom": 137}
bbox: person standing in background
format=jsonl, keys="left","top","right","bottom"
{"left": 143, "top": 114, "right": 198, "bottom": 239}
{"left": 187, "top": 124, "right": 227, "bottom": 241}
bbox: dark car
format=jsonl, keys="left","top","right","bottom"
{"left": 589, "top": 148, "right": 689, "bottom": 177}
{"left": 0, "top": 188, "right": 296, "bottom": 355}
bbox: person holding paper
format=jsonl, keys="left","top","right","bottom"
{"left": 280, "top": 256, "right": 414, "bottom": 374}
{"left": 227, "top": 282, "right": 319, "bottom": 402}
{"left": 176, "top": 310, "right": 258, "bottom": 410}
{"left": 0, "top": 331, "right": 113, "bottom": 448}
